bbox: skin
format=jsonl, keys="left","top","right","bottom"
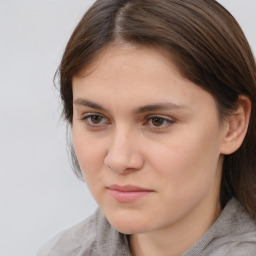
{"left": 71, "top": 44, "right": 249, "bottom": 256}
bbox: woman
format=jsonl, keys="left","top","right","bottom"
{"left": 38, "top": 0, "right": 256, "bottom": 255}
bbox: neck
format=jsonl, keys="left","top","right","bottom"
{"left": 129, "top": 196, "right": 221, "bottom": 256}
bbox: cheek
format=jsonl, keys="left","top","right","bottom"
{"left": 144, "top": 127, "right": 222, "bottom": 221}
{"left": 148, "top": 124, "right": 222, "bottom": 193}
{"left": 72, "top": 128, "right": 106, "bottom": 181}
{"left": 73, "top": 132, "right": 109, "bottom": 206}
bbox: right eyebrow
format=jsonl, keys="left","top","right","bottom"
{"left": 73, "top": 98, "right": 106, "bottom": 111}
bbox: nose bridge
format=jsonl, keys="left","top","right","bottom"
{"left": 104, "top": 124, "right": 143, "bottom": 173}
{"left": 112, "top": 124, "right": 131, "bottom": 150}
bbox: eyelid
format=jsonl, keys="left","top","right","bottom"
{"left": 80, "top": 112, "right": 109, "bottom": 127}
{"left": 80, "top": 112, "right": 103, "bottom": 119}
{"left": 145, "top": 114, "right": 176, "bottom": 129}
{"left": 79, "top": 112, "right": 175, "bottom": 130}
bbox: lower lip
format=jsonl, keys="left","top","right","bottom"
{"left": 108, "top": 189, "right": 152, "bottom": 203}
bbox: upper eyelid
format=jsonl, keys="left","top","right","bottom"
{"left": 81, "top": 112, "right": 105, "bottom": 119}
{"left": 81, "top": 113, "right": 173, "bottom": 119}
{"left": 80, "top": 113, "right": 107, "bottom": 123}
{"left": 80, "top": 113, "right": 175, "bottom": 120}
{"left": 144, "top": 115, "right": 176, "bottom": 128}
{"left": 146, "top": 114, "right": 175, "bottom": 121}
{"left": 80, "top": 113, "right": 109, "bottom": 128}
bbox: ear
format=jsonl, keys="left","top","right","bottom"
{"left": 220, "top": 95, "right": 251, "bottom": 155}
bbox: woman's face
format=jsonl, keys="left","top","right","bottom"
{"left": 72, "top": 44, "right": 227, "bottom": 235}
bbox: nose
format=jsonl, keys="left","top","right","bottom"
{"left": 104, "top": 127, "right": 144, "bottom": 174}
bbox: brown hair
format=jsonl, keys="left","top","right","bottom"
{"left": 58, "top": 0, "right": 256, "bottom": 217}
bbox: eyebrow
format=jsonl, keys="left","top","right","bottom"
{"left": 134, "top": 103, "right": 189, "bottom": 114}
{"left": 74, "top": 98, "right": 105, "bottom": 111}
{"left": 73, "top": 98, "right": 190, "bottom": 114}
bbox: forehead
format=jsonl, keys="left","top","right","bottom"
{"left": 72, "top": 44, "right": 217, "bottom": 113}
{"left": 75, "top": 43, "right": 180, "bottom": 83}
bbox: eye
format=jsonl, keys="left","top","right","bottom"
{"left": 146, "top": 115, "right": 175, "bottom": 129}
{"left": 151, "top": 117, "right": 166, "bottom": 126}
{"left": 81, "top": 113, "right": 108, "bottom": 127}
{"left": 89, "top": 115, "right": 104, "bottom": 124}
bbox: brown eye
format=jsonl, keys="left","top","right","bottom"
{"left": 81, "top": 114, "right": 107, "bottom": 127}
{"left": 151, "top": 117, "right": 165, "bottom": 126}
{"left": 146, "top": 115, "right": 175, "bottom": 129}
{"left": 90, "top": 115, "right": 103, "bottom": 124}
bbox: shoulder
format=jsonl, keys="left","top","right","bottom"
{"left": 205, "top": 198, "right": 256, "bottom": 255}
{"left": 183, "top": 198, "right": 256, "bottom": 256}
{"left": 36, "top": 210, "right": 98, "bottom": 256}
{"left": 36, "top": 208, "right": 131, "bottom": 256}
{"left": 204, "top": 233, "right": 256, "bottom": 256}
{"left": 207, "top": 198, "right": 256, "bottom": 255}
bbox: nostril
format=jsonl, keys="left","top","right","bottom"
{"left": 106, "top": 165, "right": 113, "bottom": 171}
{"left": 104, "top": 134, "right": 144, "bottom": 173}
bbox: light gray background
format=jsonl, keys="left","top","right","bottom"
{"left": 0, "top": 1, "right": 255, "bottom": 256}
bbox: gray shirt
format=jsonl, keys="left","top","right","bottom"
{"left": 37, "top": 198, "right": 256, "bottom": 256}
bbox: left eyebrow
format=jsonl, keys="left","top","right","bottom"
{"left": 134, "top": 103, "right": 190, "bottom": 114}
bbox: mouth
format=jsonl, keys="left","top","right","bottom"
{"left": 107, "top": 184, "right": 154, "bottom": 203}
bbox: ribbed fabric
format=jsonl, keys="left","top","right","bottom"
{"left": 37, "top": 198, "right": 256, "bottom": 256}
{"left": 182, "top": 198, "right": 256, "bottom": 256}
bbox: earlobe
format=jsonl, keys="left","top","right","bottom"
{"left": 220, "top": 95, "right": 251, "bottom": 155}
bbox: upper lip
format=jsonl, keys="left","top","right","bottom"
{"left": 108, "top": 184, "right": 153, "bottom": 192}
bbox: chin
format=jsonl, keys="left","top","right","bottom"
{"left": 111, "top": 220, "right": 147, "bottom": 235}
{"left": 104, "top": 209, "right": 151, "bottom": 234}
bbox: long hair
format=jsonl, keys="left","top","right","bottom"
{"left": 57, "top": 0, "right": 256, "bottom": 218}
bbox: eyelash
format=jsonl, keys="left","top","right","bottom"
{"left": 144, "top": 115, "right": 175, "bottom": 129}
{"left": 80, "top": 113, "right": 108, "bottom": 128}
{"left": 80, "top": 113, "right": 175, "bottom": 129}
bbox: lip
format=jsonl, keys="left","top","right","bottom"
{"left": 107, "top": 184, "right": 154, "bottom": 203}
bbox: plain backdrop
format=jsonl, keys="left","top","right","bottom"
{"left": 0, "top": 1, "right": 255, "bottom": 256}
